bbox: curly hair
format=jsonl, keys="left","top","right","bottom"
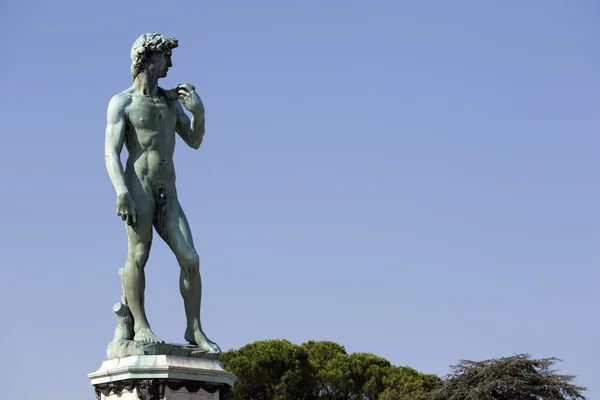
{"left": 130, "top": 33, "right": 178, "bottom": 79}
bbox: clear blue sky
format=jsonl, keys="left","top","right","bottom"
{"left": 0, "top": 1, "right": 598, "bottom": 398}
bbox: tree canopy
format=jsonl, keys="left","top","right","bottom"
{"left": 424, "top": 354, "right": 587, "bottom": 400}
{"left": 220, "top": 341, "right": 587, "bottom": 400}
{"left": 220, "top": 339, "right": 438, "bottom": 400}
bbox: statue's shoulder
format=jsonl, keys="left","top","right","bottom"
{"left": 108, "top": 89, "right": 134, "bottom": 113}
{"left": 158, "top": 86, "right": 180, "bottom": 103}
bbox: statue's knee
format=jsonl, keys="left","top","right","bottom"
{"left": 180, "top": 251, "right": 199, "bottom": 273}
{"left": 129, "top": 243, "right": 150, "bottom": 265}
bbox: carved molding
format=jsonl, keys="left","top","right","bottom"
{"left": 94, "top": 378, "right": 230, "bottom": 399}
{"left": 137, "top": 379, "right": 165, "bottom": 400}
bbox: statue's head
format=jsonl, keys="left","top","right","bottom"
{"left": 130, "top": 33, "right": 179, "bottom": 80}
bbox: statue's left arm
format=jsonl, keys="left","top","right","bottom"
{"left": 174, "top": 83, "right": 205, "bottom": 150}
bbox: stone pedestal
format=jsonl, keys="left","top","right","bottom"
{"left": 89, "top": 354, "right": 236, "bottom": 400}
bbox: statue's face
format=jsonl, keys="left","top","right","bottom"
{"left": 149, "top": 50, "right": 173, "bottom": 78}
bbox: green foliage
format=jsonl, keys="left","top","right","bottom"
{"left": 424, "top": 354, "right": 587, "bottom": 400}
{"left": 380, "top": 366, "right": 440, "bottom": 400}
{"left": 346, "top": 352, "right": 392, "bottom": 399}
{"left": 220, "top": 339, "right": 439, "bottom": 400}
{"left": 219, "top": 339, "right": 313, "bottom": 400}
{"left": 302, "top": 340, "right": 352, "bottom": 399}
{"left": 220, "top": 342, "right": 587, "bottom": 400}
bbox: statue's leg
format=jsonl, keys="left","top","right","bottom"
{"left": 154, "top": 194, "right": 220, "bottom": 353}
{"left": 123, "top": 193, "right": 163, "bottom": 344}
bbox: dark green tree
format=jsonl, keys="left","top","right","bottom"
{"left": 424, "top": 354, "right": 587, "bottom": 400}
{"left": 219, "top": 339, "right": 314, "bottom": 400}
{"left": 379, "top": 366, "right": 440, "bottom": 400}
{"left": 220, "top": 339, "right": 439, "bottom": 400}
{"left": 346, "top": 352, "right": 392, "bottom": 399}
{"left": 302, "top": 340, "right": 353, "bottom": 399}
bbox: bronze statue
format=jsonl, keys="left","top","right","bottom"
{"left": 104, "top": 33, "right": 219, "bottom": 354}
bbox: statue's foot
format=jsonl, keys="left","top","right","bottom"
{"left": 134, "top": 328, "right": 164, "bottom": 344}
{"left": 185, "top": 327, "right": 221, "bottom": 354}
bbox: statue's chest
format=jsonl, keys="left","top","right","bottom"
{"left": 128, "top": 98, "right": 176, "bottom": 134}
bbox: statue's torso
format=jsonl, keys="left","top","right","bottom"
{"left": 122, "top": 90, "right": 178, "bottom": 188}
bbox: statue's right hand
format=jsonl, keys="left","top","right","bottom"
{"left": 116, "top": 193, "right": 137, "bottom": 226}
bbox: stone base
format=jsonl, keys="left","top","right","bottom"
{"left": 96, "top": 381, "right": 222, "bottom": 400}
{"left": 89, "top": 355, "right": 236, "bottom": 400}
{"left": 107, "top": 340, "right": 220, "bottom": 360}
{"left": 95, "top": 379, "right": 223, "bottom": 400}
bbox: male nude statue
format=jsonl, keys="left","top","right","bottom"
{"left": 104, "top": 33, "right": 220, "bottom": 354}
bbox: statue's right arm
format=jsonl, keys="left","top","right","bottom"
{"left": 104, "top": 95, "right": 130, "bottom": 196}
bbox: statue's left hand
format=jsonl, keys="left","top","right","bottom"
{"left": 177, "top": 83, "right": 204, "bottom": 115}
